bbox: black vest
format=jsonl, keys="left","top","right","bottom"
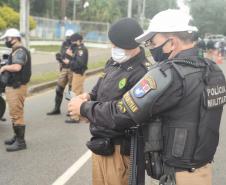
{"left": 162, "top": 57, "right": 226, "bottom": 169}
{"left": 8, "top": 46, "right": 31, "bottom": 87}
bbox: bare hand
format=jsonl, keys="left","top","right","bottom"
{"left": 63, "top": 59, "right": 70, "bottom": 64}
{"left": 0, "top": 66, "right": 5, "bottom": 73}
{"left": 68, "top": 97, "right": 87, "bottom": 116}
{"left": 77, "top": 93, "right": 91, "bottom": 101}
{"left": 66, "top": 48, "right": 73, "bottom": 56}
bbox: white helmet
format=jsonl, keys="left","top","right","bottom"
{"left": 136, "top": 9, "right": 198, "bottom": 43}
{"left": 0, "top": 28, "right": 21, "bottom": 40}
{"left": 65, "top": 29, "right": 74, "bottom": 37}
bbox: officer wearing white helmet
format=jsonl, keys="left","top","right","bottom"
{"left": 68, "top": 9, "right": 226, "bottom": 185}
{"left": 0, "top": 28, "right": 31, "bottom": 152}
{"left": 47, "top": 29, "right": 74, "bottom": 115}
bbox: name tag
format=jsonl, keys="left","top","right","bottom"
{"left": 203, "top": 84, "right": 226, "bottom": 109}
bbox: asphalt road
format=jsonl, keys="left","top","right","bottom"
{"left": 0, "top": 62, "right": 226, "bottom": 185}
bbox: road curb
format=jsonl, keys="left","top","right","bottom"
{"left": 28, "top": 67, "right": 104, "bottom": 95}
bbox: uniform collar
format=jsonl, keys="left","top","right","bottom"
{"left": 174, "top": 47, "right": 199, "bottom": 59}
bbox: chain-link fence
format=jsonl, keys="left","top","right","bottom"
{"left": 30, "top": 17, "right": 110, "bottom": 43}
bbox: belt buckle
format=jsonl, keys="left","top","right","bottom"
{"left": 189, "top": 167, "right": 196, "bottom": 172}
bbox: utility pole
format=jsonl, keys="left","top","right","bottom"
{"left": 141, "top": 0, "right": 146, "bottom": 28}
{"left": 20, "top": 0, "right": 30, "bottom": 48}
{"left": 127, "top": 0, "right": 133, "bottom": 18}
{"left": 73, "top": 0, "right": 76, "bottom": 20}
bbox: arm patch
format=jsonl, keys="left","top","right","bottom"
{"left": 122, "top": 65, "right": 173, "bottom": 123}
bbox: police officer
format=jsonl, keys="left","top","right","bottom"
{"left": 65, "top": 33, "right": 88, "bottom": 123}
{"left": 206, "top": 40, "right": 219, "bottom": 61}
{"left": 0, "top": 28, "right": 31, "bottom": 152}
{"left": 68, "top": 9, "right": 226, "bottom": 185}
{"left": 47, "top": 29, "right": 74, "bottom": 115}
{"left": 76, "top": 18, "right": 151, "bottom": 185}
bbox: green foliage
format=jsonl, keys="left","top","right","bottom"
{"left": 0, "top": 5, "right": 36, "bottom": 31}
{"left": 0, "top": 17, "right": 6, "bottom": 30}
{"left": 145, "top": 0, "right": 177, "bottom": 19}
{"left": 79, "top": 0, "right": 122, "bottom": 23}
{"left": 29, "top": 16, "right": 36, "bottom": 30}
{"left": 188, "top": 0, "right": 226, "bottom": 35}
{"left": 0, "top": 0, "right": 19, "bottom": 10}
{"left": 0, "top": 6, "right": 20, "bottom": 28}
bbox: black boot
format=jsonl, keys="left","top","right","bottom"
{"left": 47, "top": 85, "right": 64, "bottom": 115}
{"left": 6, "top": 125, "right": 27, "bottom": 152}
{"left": 4, "top": 124, "right": 16, "bottom": 145}
{"left": 46, "top": 107, "right": 61, "bottom": 115}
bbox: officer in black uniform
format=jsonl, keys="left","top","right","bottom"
{"left": 65, "top": 33, "right": 88, "bottom": 123}
{"left": 0, "top": 28, "right": 31, "bottom": 152}
{"left": 47, "top": 30, "right": 74, "bottom": 115}
{"left": 68, "top": 9, "right": 226, "bottom": 185}
{"left": 75, "top": 18, "right": 151, "bottom": 185}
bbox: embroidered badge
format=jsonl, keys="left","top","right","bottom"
{"left": 133, "top": 75, "right": 157, "bottom": 98}
{"left": 204, "top": 84, "right": 226, "bottom": 109}
{"left": 116, "top": 101, "right": 127, "bottom": 113}
{"left": 123, "top": 92, "right": 138, "bottom": 112}
{"left": 118, "top": 78, "right": 127, "bottom": 90}
{"left": 78, "top": 50, "right": 83, "bottom": 56}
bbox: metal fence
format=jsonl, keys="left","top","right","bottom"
{"left": 30, "top": 17, "right": 110, "bottom": 43}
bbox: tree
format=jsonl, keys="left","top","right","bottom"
{"left": 0, "top": 0, "right": 19, "bottom": 10}
{"left": 145, "top": 0, "right": 177, "bottom": 19}
{"left": 0, "top": 5, "right": 36, "bottom": 31}
{"left": 0, "top": 17, "right": 7, "bottom": 30}
{"left": 188, "top": 0, "right": 226, "bottom": 35}
{"left": 79, "top": 0, "right": 122, "bottom": 23}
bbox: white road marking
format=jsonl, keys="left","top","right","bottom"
{"left": 52, "top": 150, "right": 92, "bottom": 185}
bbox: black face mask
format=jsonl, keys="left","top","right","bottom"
{"left": 5, "top": 40, "right": 13, "bottom": 48}
{"left": 149, "top": 39, "right": 172, "bottom": 62}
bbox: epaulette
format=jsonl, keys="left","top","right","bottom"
{"left": 141, "top": 59, "right": 154, "bottom": 71}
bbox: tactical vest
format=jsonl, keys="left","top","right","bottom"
{"left": 8, "top": 46, "right": 31, "bottom": 87}
{"left": 162, "top": 58, "right": 226, "bottom": 169}
{"left": 123, "top": 57, "right": 226, "bottom": 169}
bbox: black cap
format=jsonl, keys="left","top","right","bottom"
{"left": 206, "top": 40, "right": 217, "bottom": 49}
{"left": 108, "top": 18, "right": 143, "bottom": 49}
{"left": 71, "top": 33, "right": 83, "bottom": 42}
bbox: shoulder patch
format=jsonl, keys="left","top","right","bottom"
{"left": 116, "top": 100, "right": 127, "bottom": 113}
{"left": 133, "top": 75, "right": 157, "bottom": 98}
{"left": 123, "top": 92, "right": 139, "bottom": 112}
{"left": 78, "top": 50, "right": 84, "bottom": 56}
{"left": 118, "top": 78, "right": 127, "bottom": 89}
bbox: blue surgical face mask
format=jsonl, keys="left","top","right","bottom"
{"left": 149, "top": 39, "right": 172, "bottom": 62}
{"left": 111, "top": 47, "right": 131, "bottom": 63}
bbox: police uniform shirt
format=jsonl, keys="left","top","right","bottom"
{"left": 80, "top": 47, "right": 221, "bottom": 130}
{"left": 86, "top": 48, "right": 150, "bottom": 143}
{"left": 89, "top": 48, "right": 150, "bottom": 102}
{"left": 12, "top": 48, "right": 27, "bottom": 66}
{"left": 70, "top": 43, "right": 88, "bottom": 74}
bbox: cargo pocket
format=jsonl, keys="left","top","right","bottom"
{"left": 172, "top": 128, "right": 188, "bottom": 158}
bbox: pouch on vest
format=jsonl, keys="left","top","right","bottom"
{"left": 142, "top": 120, "right": 163, "bottom": 180}
{"left": 142, "top": 119, "right": 163, "bottom": 152}
{"left": 86, "top": 137, "right": 114, "bottom": 156}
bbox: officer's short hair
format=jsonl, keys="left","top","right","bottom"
{"left": 162, "top": 31, "right": 197, "bottom": 43}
